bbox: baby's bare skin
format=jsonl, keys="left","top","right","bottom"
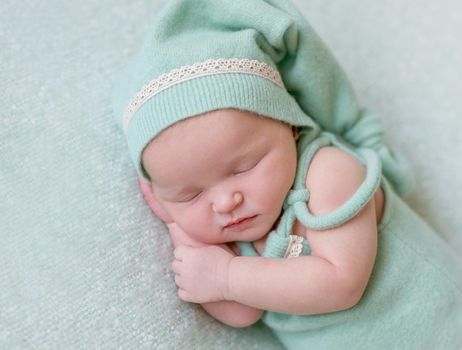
{"left": 140, "top": 109, "right": 381, "bottom": 326}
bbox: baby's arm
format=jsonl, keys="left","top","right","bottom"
{"left": 138, "top": 178, "right": 263, "bottom": 327}
{"left": 173, "top": 147, "right": 378, "bottom": 315}
{"left": 226, "top": 146, "right": 378, "bottom": 314}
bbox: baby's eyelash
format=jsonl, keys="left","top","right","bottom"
{"left": 233, "top": 167, "right": 252, "bottom": 175}
{"left": 177, "top": 192, "right": 202, "bottom": 203}
{"left": 233, "top": 160, "right": 260, "bottom": 175}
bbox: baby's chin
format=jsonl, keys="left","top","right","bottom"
{"left": 194, "top": 230, "right": 266, "bottom": 246}
{"left": 223, "top": 225, "right": 272, "bottom": 244}
{"left": 187, "top": 214, "right": 278, "bottom": 245}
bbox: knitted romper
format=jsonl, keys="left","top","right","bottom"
{"left": 238, "top": 128, "right": 462, "bottom": 349}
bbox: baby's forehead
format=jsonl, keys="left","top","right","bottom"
{"left": 146, "top": 112, "right": 298, "bottom": 170}
{"left": 156, "top": 108, "right": 289, "bottom": 142}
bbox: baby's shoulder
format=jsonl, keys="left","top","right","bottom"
{"left": 304, "top": 146, "right": 366, "bottom": 216}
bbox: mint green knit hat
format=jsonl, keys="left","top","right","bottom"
{"left": 113, "top": 0, "right": 414, "bottom": 196}
{"left": 112, "top": 0, "right": 317, "bottom": 181}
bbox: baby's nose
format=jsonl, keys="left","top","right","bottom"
{"left": 212, "top": 191, "right": 243, "bottom": 213}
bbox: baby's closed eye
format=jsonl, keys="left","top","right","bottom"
{"left": 232, "top": 160, "right": 259, "bottom": 175}
{"left": 176, "top": 191, "right": 203, "bottom": 203}
{"left": 232, "top": 150, "right": 268, "bottom": 176}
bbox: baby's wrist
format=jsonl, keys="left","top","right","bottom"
{"left": 224, "top": 256, "right": 238, "bottom": 302}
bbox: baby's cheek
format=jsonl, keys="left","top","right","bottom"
{"left": 256, "top": 160, "right": 293, "bottom": 202}
{"left": 178, "top": 205, "right": 216, "bottom": 242}
{"left": 254, "top": 175, "right": 288, "bottom": 210}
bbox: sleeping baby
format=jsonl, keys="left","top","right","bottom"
{"left": 112, "top": 0, "right": 462, "bottom": 348}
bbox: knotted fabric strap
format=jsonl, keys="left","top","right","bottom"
{"left": 238, "top": 131, "right": 382, "bottom": 259}
{"left": 261, "top": 131, "right": 382, "bottom": 258}
{"left": 293, "top": 131, "right": 382, "bottom": 230}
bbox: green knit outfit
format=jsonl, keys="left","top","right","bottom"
{"left": 112, "top": 0, "right": 462, "bottom": 348}
{"left": 237, "top": 127, "right": 462, "bottom": 349}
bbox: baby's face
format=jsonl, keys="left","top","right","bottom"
{"left": 142, "top": 109, "right": 297, "bottom": 244}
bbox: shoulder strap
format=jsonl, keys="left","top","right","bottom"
{"left": 247, "top": 130, "right": 383, "bottom": 259}
{"left": 288, "top": 131, "right": 382, "bottom": 230}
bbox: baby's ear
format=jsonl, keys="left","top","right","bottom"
{"left": 137, "top": 177, "right": 173, "bottom": 223}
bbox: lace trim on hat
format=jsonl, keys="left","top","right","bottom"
{"left": 123, "top": 58, "right": 285, "bottom": 133}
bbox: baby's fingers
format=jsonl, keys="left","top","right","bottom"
{"left": 174, "top": 276, "right": 195, "bottom": 303}
{"left": 171, "top": 259, "right": 182, "bottom": 274}
{"left": 173, "top": 246, "right": 187, "bottom": 261}
{"left": 175, "top": 277, "right": 193, "bottom": 302}
{"left": 174, "top": 274, "right": 182, "bottom": 287}
{"left": 178, "top": 288, "right": 193, "bottom": 302}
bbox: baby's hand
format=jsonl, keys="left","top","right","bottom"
{"left": 172, "top": 245, "right": 234, "bottom": 304}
